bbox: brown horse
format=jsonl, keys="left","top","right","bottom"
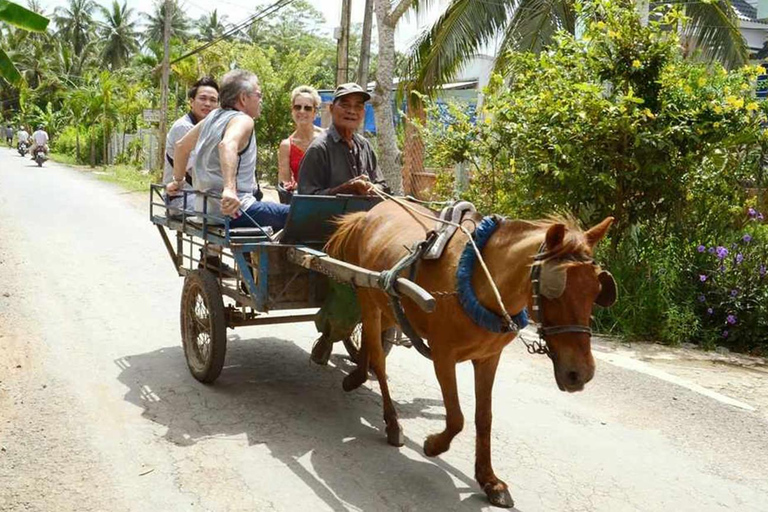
{"left": 326, "top": 200, "right": 615, "bottom": 508}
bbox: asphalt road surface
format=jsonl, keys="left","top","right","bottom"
{"left": 1, "top": 150, "right": 767, "bottom": 512}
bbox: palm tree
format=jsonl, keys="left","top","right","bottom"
{"left": 195, "top": 9, "right": 228, "bottom": 42}
{"left": 143, "top": 0, "right": 191, "bottom": 44}
{"left": 98, "top": 1, "right": 139, "bottom": 70}
{"left": 52, "top": 0, "right": 96, "bottom": 56}
{"left": 407, "top": 0, "right": 748, "bottom": 92}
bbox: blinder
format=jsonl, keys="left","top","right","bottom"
{"left": 595, "top": 270, "right": 617, "bottom": 307}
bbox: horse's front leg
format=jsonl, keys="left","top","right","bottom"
{"left": 424, "top": 354, "right": 464, "bottom": 457}
{"left": 473, "top": 353, "right": 514, "bottom": 509}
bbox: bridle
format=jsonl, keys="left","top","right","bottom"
{"left": 525, "top": 243, "right": 593, "bottom": 356}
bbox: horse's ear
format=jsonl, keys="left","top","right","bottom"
{"left": 545, "top": 223, "right": 566, "bottom": 249}
{"left": 585, "top": 217, "right": 614, "bottom": 248}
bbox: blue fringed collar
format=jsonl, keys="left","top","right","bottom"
{"left": 456, "top": 216, "right": 529, "bottom": 333}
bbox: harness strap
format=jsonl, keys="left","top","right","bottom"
{"left": 378, "top": 234, "right": 437, "bottom": 360}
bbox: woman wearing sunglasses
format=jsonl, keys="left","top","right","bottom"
{"left": 277, "top": 85, "right": 324, "bottom": 204}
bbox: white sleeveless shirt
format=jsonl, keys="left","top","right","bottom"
{"left": 193, "top": 108, "right": 257, "bottom": 217}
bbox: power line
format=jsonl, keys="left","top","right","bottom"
{"left": 170, "top": 0, "right": 297, "bottom": 65}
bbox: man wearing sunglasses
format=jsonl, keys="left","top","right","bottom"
{"left": 297, "top": 83, "right": 388, "bottom": 196}
{"left": 163, "top": 76, "right": 219, "bottom": 214}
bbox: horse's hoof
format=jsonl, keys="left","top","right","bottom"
{"left": 423, "top": 434, "right": 448, "bottom": 457}
{"left": 342, "top": 371, "right": 366, "bottom": 392}
{"left": 386, "top": 424, "right": 404, "bottom": 447}
{"left": 483, "top": 483, "right": 514, "bottom": 509}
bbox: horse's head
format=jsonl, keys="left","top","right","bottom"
{"left": 534, "top": 217, "right": 616, "bottom": 393}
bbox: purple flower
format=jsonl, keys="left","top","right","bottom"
{"left": 708, "top": 247, "right": 716, "bottom": 254}
{"left": 697, "top": 244, "right": 706, "bottom": 253}
{"left": 748, "top": 207, "right": 757, "bottom": 217}
{"left": 699, "top": 274, "right": 708, "bottom": 282}
{"left": 727, "top": 314, "right": 737, "bottom": 325}
{"left": 730, "top": 289, "right": 738, "bottom": 297}
{"left": 722, "top": 330, "right": 729, "bottom": 338}
{"left": 698, "top": 294, "right": 706, "bottom": 302}
{"left": 716, "top": 246, "right": 729, "bottom": 259}
{"left": 759, "top": 213, "right": 765, "bottom": 221}
{"left": 707, "top": 307, "right": 714, "bottom": 315}
{"left": 760, "top": 264, "right": 766, "bottom": 276}
{"left": 736, "top": 253, "right": 744, "bottom": 264}
{"left": 743, "top": 234, "right": 752, "bottom": 243}
{"left": 719, "top": 265, "right": 726, "bottom": 273}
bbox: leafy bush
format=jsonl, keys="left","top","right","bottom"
{"left": 418, "top": 0, "right": 768, "bottom": 351}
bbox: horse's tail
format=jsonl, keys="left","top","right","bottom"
{"left": 325, "top": 211, "right": 368, "bottom": 261}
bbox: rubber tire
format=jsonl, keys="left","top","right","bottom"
{"left": 343, "top": 325, "right": 396, "bottom": 364}
{"left": 180, "top": 269, "right": 227, "bottom": 384}
{"left": 36, "top": 156, "right": 43, "bottom": 167}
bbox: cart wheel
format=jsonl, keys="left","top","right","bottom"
{"left": 343, "top": 325, "right": 396, "bottom": 364}
{"left": 180, "top": 269, "right": 227, "bottom": 383}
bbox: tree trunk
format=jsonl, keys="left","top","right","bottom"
{"left": 373, "top": 3, "right": 402, "bottom": 193}
{"left": 89, "top": 130, "right": 95, "bottom": 168}
{"left": 76, "top": 129, "right": 80, "bottom": 163}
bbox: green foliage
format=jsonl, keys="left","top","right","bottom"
{"left": 421, "top": 1, "right": 768, "bottom": 351}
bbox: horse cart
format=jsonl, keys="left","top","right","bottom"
{"left": 149, "top": 185, "right": 435, "bottom": 383}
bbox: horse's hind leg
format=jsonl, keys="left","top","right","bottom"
{"left": 342, "top": 298, "right": 377, "bottom": 392}
{"left": 423, "top": 353, "right": 463, "bottom": 457}
{"left": 473, "top": 353, "right": 514, "bottom": 509}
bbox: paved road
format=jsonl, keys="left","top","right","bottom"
{"left": 0, "top": 150, "right": 766, "bottom": 512}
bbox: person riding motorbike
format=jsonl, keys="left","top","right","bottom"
{"left": 17, "top": 127, "right": 29, "bottom": 154}
{"left": 30, "top": 125, "right": 49, "bottom": 160}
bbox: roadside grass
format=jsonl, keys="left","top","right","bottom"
{"left": 49, "top": 152, "right": 161, "bottom": 192}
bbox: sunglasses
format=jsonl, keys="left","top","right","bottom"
{"left": 292, "top": 104, "right": 315, "bottom": 112}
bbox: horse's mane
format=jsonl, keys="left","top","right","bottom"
{"left": 515, "top": 215, "right": 594, "bottom": 263}
{"left": 325, "top": 211, "right": 368, "bottom": 259}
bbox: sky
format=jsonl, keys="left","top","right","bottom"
{"left": 37, "top": 0, "right": 447, "bottom": 52}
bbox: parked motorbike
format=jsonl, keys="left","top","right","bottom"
{"left": 17, "top": 141, "right": 28, "bottom": 157}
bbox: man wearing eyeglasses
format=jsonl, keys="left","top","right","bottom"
{"left": 297, "top": 83, "right": 388, "bottom": 196}
{"left": 168, "top": 69, "right": 289, "bottom": 230}
{"left": 163, "top": 76, "right": 219, "bottom": 214}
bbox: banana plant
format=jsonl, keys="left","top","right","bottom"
{"left": 0, "top": 0, "right": 49, "bottom": 83}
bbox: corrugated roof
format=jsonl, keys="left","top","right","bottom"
{"left": 732, "top": 0, "right": 758, "bottom": 21}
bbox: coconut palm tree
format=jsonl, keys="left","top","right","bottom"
{"left": 52, "top": 0, "right": 96, "bottom": 56}
{"left": 195, "top": 9, "right": 228, "bottom": 42}
{"left": 407, "top": 0, "right": 748, "bottom": 92}
{"left": 98, "top": 0, "right": 139, "bottom": 70}
{"left": 143, "top": 0, "right": 191, "bottom": 44}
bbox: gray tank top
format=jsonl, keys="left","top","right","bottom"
{"left": 193, "top": 108, "right": 257, "bottom": 217}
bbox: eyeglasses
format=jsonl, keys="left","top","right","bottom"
{"left": 292, "top": 104, "right": 315, "bottom": 112}
{"left": 249, "top": 91, "right": 263, "bottom": 100}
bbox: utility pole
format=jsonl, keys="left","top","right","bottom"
{"left": 335, "top": 0, "right": 351, "bottom": 85}
{"left": 158, "top": 0, "right": 172, "bottom": 169}
{"left": 357, "top": 0, "right": 374, "bottom": 89}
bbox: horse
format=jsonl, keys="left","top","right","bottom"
{"left": 325, "top": 200, "right": 616, "bottom": 508}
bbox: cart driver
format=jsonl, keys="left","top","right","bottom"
{"left": 167, "top": 69, "right": 289, "bottom": 231}
{"left": 297, "top": 83, "right": 389, "bottom": 197}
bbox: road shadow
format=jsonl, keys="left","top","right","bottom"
{"left": 115, "top": 337, "right": 523, "bottom": 511}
